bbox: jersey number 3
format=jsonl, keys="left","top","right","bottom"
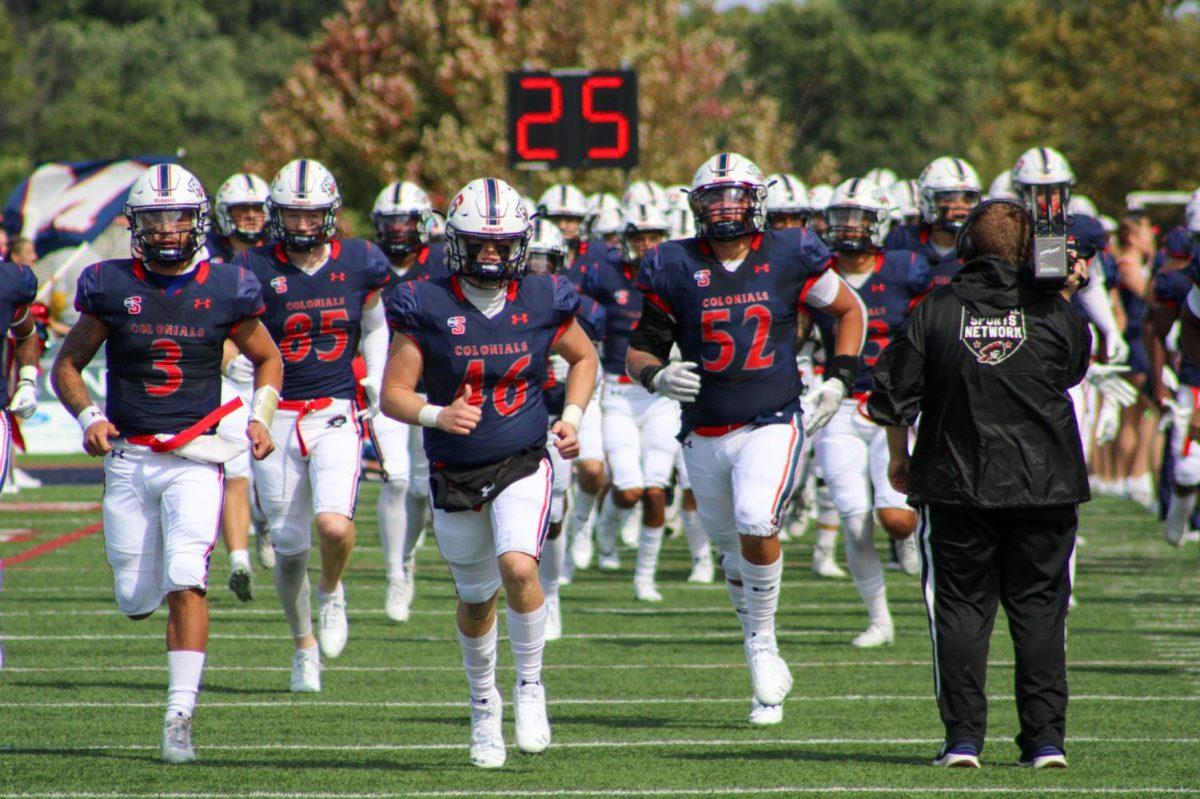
{"left": 700, "top": 304, "right": 774, "bottom": 372}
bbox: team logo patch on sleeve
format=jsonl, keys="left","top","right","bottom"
{"left": 123, "top": 296, "right": 142, "bottom": 315}
{"left": 614, "top": 290, "right": 630, "bottom": 306}
{"left": 960, "top": 307, "right": 1026, "bottom": 365}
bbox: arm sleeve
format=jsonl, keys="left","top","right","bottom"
{"left": 634, "top": 250, "right": 676, "bottom": 320}
{"left": 866, "top": 298, "right": 928, "bottom": 426}
{"left": 552, "top": 274, "right": 581, "bottom": 319}
{"left": 579, "top": 297, "right": 606, "bottom": 341}
{"left": 360, "top": 297, "right": 388, "bottom": 383}
{"left": 234, "top": 268, "right": 266, "bottom": 319}
{"left": 905, "top": 252, "right": 933, "bottom": 296}
{"left": 73, "top": 264, "right": 103, "bottom": 316}
{"left": 1075, "top": 269, "right": 1119, "bottom": 339}
{"left": 628, "top": 299, "right": 678, "bottom": 360}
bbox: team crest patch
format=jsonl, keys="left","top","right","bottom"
{"left": 123, "top": 296, "right": 142, "bottom": 315}
{"left": 960, "top": 307, "right": 1026, "bottom": 365}
{"left": 693, "top": 269, "right": 711, "bottom": 287}
{"left": 614, "top": 290, "right": 630, "bottom": 306}
{"left": 448, "top": 316, "right": 466, "bottom": 335}
{"left": 270, "top": 276, "right": 288, "bottom": 294}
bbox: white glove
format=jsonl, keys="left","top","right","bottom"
{"left": 1160, "top": 397, "right": 1193, "bottom": 434}
{"left": 358, "top": 375, "right": 381, "bottom": 420}
{"left": 7, "top": 379, "right": 37, "bottom": 420}
{"left": 651, "top": 361, "right": 701, "bottom": 402}
{"left": 224, "top": 354, "right": 255, "bottom": 385}
{"left": 1093, "top": 397, "right": 1121, "bottom": 445}
{"left": 802, "top": 378, "right": 848, "bottom": 435}
{"left": 549, "top": 354, "right": 569, "bottom": 385}
{"left": 1085, "top": 363, "right": 1138, "bottom": 408}
{"left": 1161, "top": 366, "right": 1180, "bottom": 395}
{"left": 1105, "top": 334, "right": 1130, "bottom": 365}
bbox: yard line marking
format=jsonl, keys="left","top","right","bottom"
{"left": 0, "top": 630, "right": 852, "bottom": 642}
{"left": 0, "top": 603, "right": 875, "bottom": 618}
{"left": 3, "top": 790, "right": 1200, "bottom": 799}
{"left": 0, "top": 522, "right": 103, "bottom": 569}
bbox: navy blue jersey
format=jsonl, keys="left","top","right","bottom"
{"left": 543, "top": 292, "right": 605, "bottom": 416}
{"left": 384, "top": 242, "right": 449, "bottom": 295}
{"left": 237, "top": 239, "right": 391, "bottom": 401}
{"left": 884, "top": 223, "right": 961, "bottom": 288}
{"left": 567, "top": 239, "right": 612, "bottom": 289}
{"left": 0, "top": 262, "right": 37, "bottom": 406}
{"left": 1153, "top": 265, "right": 1200, "bottom": 386}
{"left": 636, "top": 228, "right": 832, "bottom": 433}
{"left": 205, "top": 232, "right": 235, "bottom": 264}
{"left": 582, "top": 248, "right": 642, "bottom": 376}
{"left": 387, "top": 274, "right": 578, "bottom": 468}
{"left": 1163, "top": 226, "right": 1192, "bottom": 262}
{"left": 74, "top": 259, "right": 264, "bottom": 436}
{"left": 884, "top": 223, "right": 921, "bottom": 251}
{"left": 814, "top": 251, "right": 931, "bottom": 395}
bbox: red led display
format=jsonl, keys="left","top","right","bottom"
{"left": 507, "top": 70, "right": 638, "bottom": 169}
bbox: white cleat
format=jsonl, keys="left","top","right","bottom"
{"left": 569, "top": 531, "right": 594, "bottom": 571}
{"left": 896, "top": 536, "right": 920, "bottom": 575}
{"left": 469, "top": 690, "right": 507, "bottom": 768}
{"left": 559, "top": 555, "right": 574, "bottom": 586}
{"left": 811, "top": 549, "right": 848, "bottom": 579}
{"left": 317, "top": 585, "right": 349, "bottom": 658}
{"left": 852, "top": 623, "right": 895, "bottom": 648}
{"left": 161, "top": 712, "right": 196, "bottom": 764}
{"left": 544, "top": 595, "right": 563, "bottom": 641}
{"left": 744, "top": 636, "right": 793, "bottom": 707}
{"left": 749, "top": 698, "right": 783, "bottom": 726}
{"left": 290, "top": 648, "right": 321, "bottom": 693}
{"left": 633, "top": 579, "right": 663, "bottom": 602}
{"left": 620, "top": 518, "right": 639, "bottom": 549}
{"left": 385, "top": 575, "right": 412, "bottom": 623}
{"left": 688, "top": 554, "right": 715, "bottom": 584}
{"left": 513, "top": 681, "right": 551, "bottom": 754}
{"left": 254, "top": 529, "right": 276, "bottom": 569}
{"left": 597, "top": 550, "right": 621, "bottom": 571}
{"left": 12, "top": 468, "right": 41, "bottom": 489}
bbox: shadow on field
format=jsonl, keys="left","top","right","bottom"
{"left": 0, "top": 748, "right": 447, "bottom": 771}
{"left": 674, "top": 747, "right": 917, "bottom": 766}
{"left": 7, "top": 679, "right": 281, "bottom": 696}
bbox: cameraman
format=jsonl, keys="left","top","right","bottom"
{"left": 867, "top": 199, "right": 1090, "bottom": 770}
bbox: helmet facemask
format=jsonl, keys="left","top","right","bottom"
{"left": 373, "top": 212, "right": 427, "bottom": 258}
{"left": 130, "top": 206, "right": 208, "bottom": 264}
{"left": 620, "top": 225, "right": 667, "bottom": 264}
{"left": 825, "top": 205, "right": 884, "bottom": 253}
{"left": 932, "top": 190, "right": 981, "bottom": 232}
{"left": 270, "top": 200, "right": 341, "bottom": 252}
{"left": 225, "top": 203, "right": 268, "bottom": 244}
{"left": 526, "top": 249, "right": 565, "bottom": 276}
{"left": 446, "top": 228, "right": 530, "bottom": 288}
{"left": 690, "top": 184, "right": 766, "bottom": 241}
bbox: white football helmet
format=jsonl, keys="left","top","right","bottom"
{"left": 689, "top": 152, "right": 767, "bottom": 241}
{"left": 918, "top": 156, "right": 982, "bottom": 231}
{"left": 864, "top": 167, "right": 898, "bottom": 189}
{"left": 444, "top": 178, "right": 531, "bottom": 284}
{"left": 372, "top": 181, "right": 432, "bottom": 258}
{"left": 621, "top": 202, "right": 670, "bottom": 263}
{"left": 988, "top": 171, "right": 1017, "bottom": 200}
{"left": 267, "top": 158, "right": 342, "bottom": 251}
{"left": 1011, "top": 146, "right": 1075, "bottom": 216}
{"left": 1069, "top": 194, "right": 1099, "bottom": 219}
{"left": 537, "top": 183, "right": 589, "bottom": 220}
{"left": 527, "top": 217, "right": 569, "bottom": 275}
{"left": 807, "top": 184, "right": 835, "bottom": 213}
{"left": 125, "top": 163, "right": 210, "bottom": 264}
{"left": 824, "top": 177, "right": 891, "bottom": 253}
{"left": 622, "top": 180, "right": 668, "bottom": 211}
{"left": 663, "top": 184, "right": 691, "bottom": 212}
{"left": 765, "top": 173, "right": 810, "bottom": 225}
{"left": 587, "top": 193, "right": 624, "bottom": 239}
{"left": 214, "top": 172, "right": 269, "bottom": 243}
{"left": 887, "top": 179, "right": 920, "bottom": 224}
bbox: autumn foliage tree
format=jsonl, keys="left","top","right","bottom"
{"left": 255, "top": 0, "right": 793, "bottom": 211}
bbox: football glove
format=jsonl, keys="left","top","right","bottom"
{"left": 652, "top": 361, "right": 701, "bottom": 402}
{"left": 358, "top": 375, "right": 381, "bottom": 420}
{"left": 802, "top": 378, "right": 847, "bottom": 435}
{"left": 1085, "top": 363, "right": 1138, "bottom": 408}
{"left": 1094, "top": 396, "right": 1121, "bottom": 446}
{"left": 7, "top": 378, "right": 37, "bottom": 420}
{"left": 1105, "top": 334, "right": 1130, "bottom": 365}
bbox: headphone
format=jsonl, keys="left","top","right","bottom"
{"left": 955, "top": 198, "right": 1033, "bottom": 262}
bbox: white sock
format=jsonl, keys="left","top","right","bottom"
{"left": 229, "top": 549, "right": 251, "bottom": 572}
{"left": 740, "top": 553, "right": 783, "bottom": 641}
{"left": 298, "top": 642, "right": 319, "bottom": 662}
{"left": 634, "top": 524, "right": 664, "bottom": 584}
{"left": 316, "top": 581, "right": 344, "bottom": 605}
{"left": 1166, "top": 491, "right": 1196, "bottom": 541}
{"left": 506, "top": 604, "right": 547, "bottom": 686}
{"left": 681, "top": 510, "right": 710, "bottom": 562}
{"left": 595, "top": 494, "right": 634, "bottom": 555}
{"left": 273, "top": 551, "right": 312, "bottom": 638}
{"left": 377, "top": 480, "right": 409, "bottom": 580}
{"left": 816, "top": 524, "right": 838, "bottom": 551}
{"left": 166, "top": 650, "right": 206, "bottom": 718}
{"left": 843, "top": 513, "right": 891, "bottom": 628}
{"left": 403, "top": 492, "right": 429, "bottom": 562}
{"left": 570, "top": 483, "right": 600, "bottom": 541}
{"left": 457, "top": 618, "right": 498, "bottom": 701}
{"left": 539, "top": 534, "right": 564, "bottom": 598}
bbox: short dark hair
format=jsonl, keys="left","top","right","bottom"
{"left": 970, "top": 202, "right": 1032, "bottom": 264}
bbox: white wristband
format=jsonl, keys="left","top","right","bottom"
{"left": 77, "top": 405, "right": 107, "bottom": 433}
{"left": 417, "top": 404, "right": 445, "bottom": 428}
{"left": 250, "top": 385, "right": 280, "bottom": 428}
{"left": 561, "top": 403, "right": 584, "bottom": 430}
{"left": 17, "top": 365, "right": 37, "bottom": 384}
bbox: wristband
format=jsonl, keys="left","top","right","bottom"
{"left": 418, "top": 404, "right": 445, "bottom": 428}
{"left": 561, "top": 403, "right": 584, "bottom": 430}
{"left": 637, "top": 364, "right": 664, "bottom": 393}
{"left": 827, "top": 354, "right": 861, "bottom": 392}
{"left": 250, "top": 385, "right": 280, "bottom": 428}
{"left": 77, "top": 405, "right": 107, "bottom": 433}
{"left": 17, "top": 365, "right": 37, "bottom": 385}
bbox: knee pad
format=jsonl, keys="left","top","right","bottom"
{"left": 450, "top": 559, "right": 503, "bottom": 605}
{"left": 114, "top": 576, "right": 164, "bottom": 618}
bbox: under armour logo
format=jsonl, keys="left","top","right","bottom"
{"left": 870, "top": 284, "right": 886, "bottom": 293}
{"left": 330, "top": 271, "right": 346, "bottom": 282}
{"left": 511, "top": 313, "right": 529, "bottom": 325}
{"left": 754, "top": 264, "right": 770, "bottom": 274}
{"left": 194, "top": 298, "right": 211, "bottom": 309}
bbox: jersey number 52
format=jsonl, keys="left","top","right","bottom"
{"left": 700, "top": 304, "right": 774, "bottom": 372}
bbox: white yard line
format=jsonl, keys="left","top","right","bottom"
{"left": 3, "top": 790, "right": 1200, "bottom": 799}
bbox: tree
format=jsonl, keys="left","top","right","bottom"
{"left": 255, "top": 0, "right": 794, "bottom": 210}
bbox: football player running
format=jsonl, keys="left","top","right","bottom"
{"left": 627, "top": 152, "right": 867, "bottom": 725}
{"left": 885, "top": 156, "right": 982, "bottom": 289}
{"left": 0, "top": 237, "right": 41, "bottom": 492}
{"left": 235, "top": 159, "right": 391, "bottom": 689}
{"left": 382, "top": 178, "right": 598, "bottom": 768}
{"left": 814, "top": 178, "right": 930, "bottom": 647}
{"left": 369, "top": 180, "right": 447, "bottom": 622}
{"left": 536, "top": 183, "right": 590, "bottom": 268}
{"left": 209, "top": 173, "right": 270, "bottom": 264}
{"left": 50, "top": 164, "right": 283, "bottom": 763}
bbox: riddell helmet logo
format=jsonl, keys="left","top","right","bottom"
{"left": 124, "top": 296, "right": 142, "bottom": 315}
{"left": 270, "top": 276, "right": 287, "bottom": 294}
{"left": 693, "top": 269, "right": 710, "bottom": 287}
{"left": 448, "top": 316, "right": 466, "bottom": 335}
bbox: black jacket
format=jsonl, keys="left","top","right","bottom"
{"left": 867, "top": 254, "right": 1092, "bottom": 508}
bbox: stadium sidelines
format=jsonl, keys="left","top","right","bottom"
{"left": 3, "top": 790, "right": 1200, "bottom": 798}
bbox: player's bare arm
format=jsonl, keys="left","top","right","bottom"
{"left": 229, "top": 317, "right": 283, "bottom": 460}
{"left": 549, "top": 318, "right": 598, "bottom": 459}
{"left": 381, "top": 332, "right": 480, "bottom": 435}
{"left": 50, "top": 313, "right": 119, "bottom": 456}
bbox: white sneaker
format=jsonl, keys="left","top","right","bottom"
{"left": 570, "top": 529, "right": 594, "bottom": 570}
{"left": 633, "top": 579, "right": 663, "bottom": 602}
{"left": 385, "top": 575, "right": 412, "bottom": 623}
{"left": 513, "top": 681, "right": 551, "bottom": 754}
{"left": 688, "top": 554, "right": 715, "bottom": 584}
{"left": 620, "top": 514, "right": 639, "bottom": 548}
{"left": 469, "top": 690, "right": 506, "bottom": 768}
{"left": 749, "top": 698, "right": 783, "bottom": 726}
{"left": 897, "top": 536, "right": 920, "bottom": 575}
{"left": 161, "top": 712, "right": 196, "bottom": 764}
{"left": 744, "top": 635, "right": 792, "bottom": 706}
{"left": 12, "top": 468, "right": 41, "bottom": 489}
{"left": 811, "top": 547, "right": 848, "bottom": 579}
{"left": 317, "top": 585, "right": 349, "bottom": 658}
{"left": 597, "top": 550, "right": 621, "bottom": 571}
{"left": 254, "top": 529, "right": 275, "bottom": 569}
{"left": 545, "top": 595, "right": 563, "bottom": 641}
{"left": 290, "top": 648, "right": 321, "bottom": 693}
{"left": 852, "top": 623, "right": 895, "bottom": 648}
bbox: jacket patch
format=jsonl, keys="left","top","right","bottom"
{"left": 960, "top": 307, "right": 1026, "bottom": 365}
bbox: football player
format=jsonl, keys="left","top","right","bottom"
{"left": 235, "top": 159, "right": 391, "bottom": 689}
{"left": 765, "top": 173, "right": 810, "bottom": 230}
{"left": 0, "top": 240, "right": 41, "bottom": 494}
{"left": 208, "top": 173, "right": 270, "bottom": 264}
{"left": 536, "top": 183, "right": 589, "bottom": 266}
{"left": 807, "top": 184, "right": 835, "bottom": 238}
{"left": 813, "top": 178, "right": 930, "bottom": 647}
{"left": 368, "top": 180, "right": 446, "bottom": 622}
{"left": 583, "top": 202, "right": 680, "bottom": 600}
{"left": 381, "top": 177, "right": 598, "bottom": 768}
{"left": 884, "top": 156, "right": 981, "bottom": 289}
{"left": 50, "top": 164, "right": 283, "bottom": 763}
{"left": 627, "top": 152, "right": 868, "bottom": 725}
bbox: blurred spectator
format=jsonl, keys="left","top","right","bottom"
{"left": 10, "top": 238, "right": 36, "bottom": 267}
{"left": 0, "top": 228, "right": 8, "bottom": 260}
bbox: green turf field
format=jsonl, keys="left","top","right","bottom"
{"left": 1, "top": 474, "right": 1198, "bottom": 798}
